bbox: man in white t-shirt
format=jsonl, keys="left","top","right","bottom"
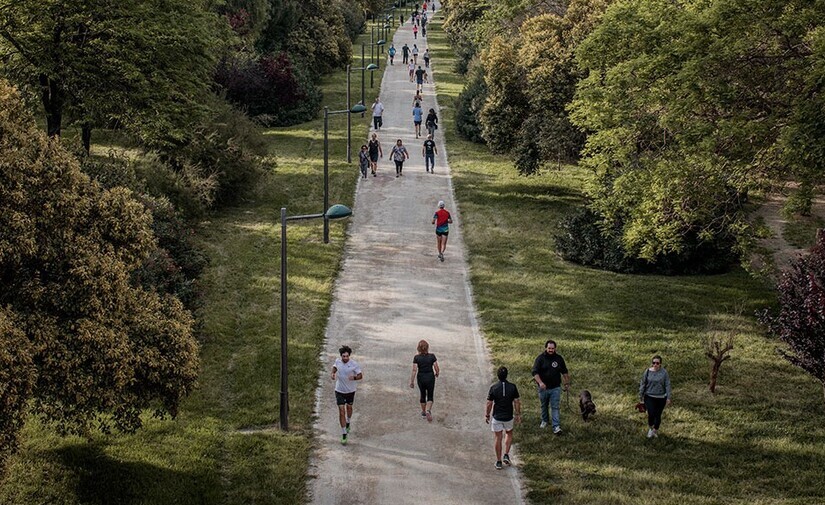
{"left": 331, "top": 345, "right": 363, "bottom": 445}
{"left": 371, "top": 97, "right": 384, "bottom": 130}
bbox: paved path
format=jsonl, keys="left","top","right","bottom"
{"left": 309, "top": 8, "right": 525, "bottom": 505}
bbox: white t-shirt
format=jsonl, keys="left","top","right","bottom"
{"left": 334, "top": 358, "right": 362, "bottom": 394}
{"left": 372, "top": 102, "right": 384, "bottom": 117}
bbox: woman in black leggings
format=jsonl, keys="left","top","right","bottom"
{"left": 638, "top": 354, "right": 672, "bottom": 438}
{"left": 410, "top": 339, "right": 440, "bottom": 422}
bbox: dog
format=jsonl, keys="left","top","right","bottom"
{"left": 579, "top": 390, "right": 597, "bottom": 421}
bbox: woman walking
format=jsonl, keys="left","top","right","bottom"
{"left": 368, "top": 132, "right": 382, "bottom": 176}
{"left": 639, "top": 355, "right": 672, "bottom": 438}
{"left": 410, "top": 339, "right": 439, "bottom": 422}
{"left": 358, "top": 144, "right": 370, "bottom": 179}
{"left": 391, "top": 139, "right": 409, "bottom": 177}
{"left": 425, "top": 108, "right": 438, "bottom": 137}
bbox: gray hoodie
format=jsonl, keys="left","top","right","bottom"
{"left": 639, "top": 368, "right": 671, "bottom": 400}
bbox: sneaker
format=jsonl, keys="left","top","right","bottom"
{"left": 495, "top": 461, "right": 503, "bottom": 470}
{"left": 346, "top": 422, "right": 350, "bottom": 433}
{"left": 341, "top": 434, "right": 348, "bottom": 445}
{"left": 553, "top": 426, "right": 562, "bottom": 435}
{"left": 439, "top": 254, "right": 444, "bottom": 262}
{"left": 647, "top": 428, "right": 654, "bottom": 438}
{"left": 421, "top": 411, "right": 427, "bottom": 418}
{"left": 503, "top": 454, "right": 511, "bottom": 466}
{"left": 396, "top": 174, "right": 399, "bottom": 178}
{"left": 653, "top": 429, "right": 659, "bottom": 438}
{"left": 373, "top": 172, "right": 376, "bottom": 177}
{"left": 426, "top": 410, "right": 432, "bottom": 422}
{"left": 540, "top": 421, "right": 548, "bottom": 429}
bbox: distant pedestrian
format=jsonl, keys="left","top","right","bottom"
{"left": 639, "top": 355, "right": 672, "bottom": 438}
{"left": 402, "top": 43, "right": 410, "bottom": 64}
{"left": 422, "top": 134, "right": 437, "bottom": 173}
{"left": 485, "top": 366, "right": 521, "bottom": 470}
{"left": 400, "top": 13, "right": 404, "bottom": 25}
{"left": 423, "top": 48, "right": 430, "bottom": 68}
{"left": 531, "top": 339, "right": 570, "bottom": 434}
{"left": 422, "top": 24, "right": 427, "bottom": 37}
{"left": 412, "top": 90, "right": 423, "bottom": 107}
{"left": 388, "top": 44, "right": 396, "bottom": 65}
{"left": 391, "top": 139, "right": 409, "bottom": 177}
{"left": 332, "top": 345, "right": 362, "bottom": 445}
{"left": 431, "top": 200, "right": 452, "bottom": 261}
{"left": 408, "top": 61, "right": 416, "bottom": 82}
{"left": 371, "top": 97, "right": 384, "bottom": 130}
{"left": 422, "top": 1, "right": 428, "bottom": 11}
{"left": 431, "top": 1, "right": 435, "bottom": 11}
{"left": 412, "top": 44, "right": 419, "bottom": 65}
{"left": 358, "top": 144, "right": 369, "bottom": 179}
{"left": 368, "top": 132, "right": 382, "bottom": 176}
{"left": 415, "top": 65, "right": 426, "bottom": 92}
{"left": 425, "top": 108, "right": 438, "bottom": 137}
{"left": 413, "top": 102, "right": 423, "bottom": 138}
{"left": 413, "top": 24, "right": 418, "bottom": 38}
{"left": 409, "top": 339, "right": 440, "bottom": 422}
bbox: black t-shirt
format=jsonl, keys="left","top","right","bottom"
{"left": 487, "top": 380, "right": 520, "bottom": 422}
{"left": 414, "top": 353, "right": 437, "bottom": 374}
{"left": 531, "top": 353, "right": 568, "bottom": 388}
{"left": 423, "top": 139, "right": 436, "bottom": 155}
{"left": 402, "top": 46, "right": 410, "bottom": 56}
{"left": 368, "top": 139, "right": 380, "bottom": 156}
{"left": 415, "top": 68, "right": 425, "bottom": 80}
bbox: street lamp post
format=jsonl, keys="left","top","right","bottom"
{"left": 279, "top": 204, "right": 353, "bottom": 431}
{"left": 323, "top": 103, "right": 367, "bottom": 243}
{"left": 353, "top": 46, "right": 379, "bottom": 111}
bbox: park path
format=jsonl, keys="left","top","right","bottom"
{"left": 308, "top": 7, "right": 526, "bottom": 505}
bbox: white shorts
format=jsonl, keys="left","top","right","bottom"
{"left": 491, "top": 418, "right": 514, "bottom": 432}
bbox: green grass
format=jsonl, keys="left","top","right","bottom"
{"left": 0, "top": 32, "right": 386, "bottom": 505}
{"left": 427, "top": 14, "right": 825, "bottom": 505}
{"left": 782, "top": 215, "right": 825, "bottom": 249}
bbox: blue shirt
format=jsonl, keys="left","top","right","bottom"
{"left": 413, "top": 107, "right": 423, "bottom": 122}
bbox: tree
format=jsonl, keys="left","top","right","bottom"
{"left": 479, "top": 36, "right": 529, "bottom": 153}
{"left": 0, "top": 80, "right": 199, "bottom": 455}
{"left": 762, "top": 233, "right": 825, "bottom": 404}
{"left": 0, "top": 0, "right": 226, "bottom": 150}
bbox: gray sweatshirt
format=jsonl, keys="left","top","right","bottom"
{"left": 639, "top": 368, "right": 671, "bottom": 400}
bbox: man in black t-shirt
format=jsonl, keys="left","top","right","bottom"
{"left": 531, "top": 339, "right": 570, "bottom": 434}
{"left": 485, "top": 366, "right": 521, "bottom": 470}
{"left": 422, "top": 134, "right": 437, "bottom": 173}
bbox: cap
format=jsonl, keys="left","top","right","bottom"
{"left": 438, "top": 200, "right": 445, "bottom": 208}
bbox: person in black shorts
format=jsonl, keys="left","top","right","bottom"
{"left": 409, "top": 339, "right": 440, "bottom": 422}
{"left": 368, "top": 132, "right": 383, "bottom": 176}
{"left": 332, "top": 345, "right": 363, "bottom": 445}
{"left": 485, "top": 366, "right": 521, "bottom": 470}
{"left": 432, "top": 200, "right": 452, "bottom": 261}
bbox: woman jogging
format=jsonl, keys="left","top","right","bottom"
{"left": 367, "top": 133, "right": 382, "bottom": 176}
{"left": 391, "top": 139, "right": 409, "bottom": 177}
{"left": 358, "top": 144, "right": 369, "bottom": 179}
{"left": 425, "top": 108, "right": 438, "bottom": 137}
{"left": 409, "top": 339, "right": 440, "bottom": 422}
{"left": 432, "top": 200, "right": 452, "bottom": 261}
{"left": 639, "top": 355, "right": 672, "bottom": 438}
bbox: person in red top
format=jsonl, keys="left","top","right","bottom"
{"left": 431, "top": 200, "right": 453, "bottom": 262}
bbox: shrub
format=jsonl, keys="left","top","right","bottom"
{"left": 455, "top": 64, "right": 487, "bottom": 144}
{"left": 555, "top": 207, "right": 737, "bottom": 275}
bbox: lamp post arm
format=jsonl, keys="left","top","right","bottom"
{"left": 285, "top": 213, "right": 326, "bottom": 222}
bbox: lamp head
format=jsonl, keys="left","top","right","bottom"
{"left": 325, "top": 204, "right": 353, "bottom": 220}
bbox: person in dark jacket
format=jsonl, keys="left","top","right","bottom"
{"left": 531, "top": 339, "right": 570, "bottom": 434}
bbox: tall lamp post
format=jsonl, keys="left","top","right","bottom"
{"left": 352, "top": 45, "right": 379, "bottom": 112}
{"left": 323, "top": 103, "right": 367, "bottom": 243}
{"left": 279, "top": 204, "right": 353, "bottom": 431}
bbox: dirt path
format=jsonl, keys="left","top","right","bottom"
{"left": 308, "top": 8, "right": 526, "bottom": 505}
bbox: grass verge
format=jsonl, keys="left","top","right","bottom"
{"left": 427, "top": 13, "right": 825, "bottom": 505}
{"left": 0, "top": 31, "right": 387, "bottom": 505}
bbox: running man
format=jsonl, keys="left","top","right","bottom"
{"left": 331, "top": 345, "right": 363, "bottom": 445}
{"left": 485, "top": 366, "right": 521, "bottom": 470}
{"left": 423, "top": 134, "right": 437, "bottom": 173}
{"left": 431, "top": 200, "right": 452, "bottom": 261}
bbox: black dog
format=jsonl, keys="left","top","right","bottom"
{"left": 579, "top": 390, "right": 596, "bottom": 421}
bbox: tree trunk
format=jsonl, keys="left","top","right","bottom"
{"left": 709, "top": 361, "right": 720, "bottom": 394}
{"left": 39, "top": 74, "right": 64, "bottom": 138}
{"left": 82, "top": 124, "right": 92, "bottom": 154}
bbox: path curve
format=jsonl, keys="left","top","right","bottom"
{"left": 308, "top": 8, "right": 526, "bottom": 505}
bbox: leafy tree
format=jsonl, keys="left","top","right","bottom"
{"left": 455, "top": 64, "right": 488, "bottom": 143}
{"left": 0, "top": 0, "right": 226, "bottom": 150}
{"left": 479, "top": 36, "right": 529, "bottom": 153}
{"left": 442, "top": 0, "right": 489, "bottom": 73}
{"left": 762, "top": 234, "right": 825, "bottom": 404}
{"left": 0, "top": 81, "right": 199, "bottom": 449}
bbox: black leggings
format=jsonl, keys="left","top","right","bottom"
{"left": 644, "top": 395, "right": 667, "bottom": 429}
{"left": 417, "top": 373, "right": 435, "bottom": 403}
{"left": 394, "top": 160, "right": 404, "bottom": 174}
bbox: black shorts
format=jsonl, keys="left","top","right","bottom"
{"left": 369, "top": 152, "right": 379, "bottom": 162}
{"left": 436, "top": 230, "right": 449, "bottom": 237}
{"left": 335, "top": 391, "right": 356, "bottom": 405}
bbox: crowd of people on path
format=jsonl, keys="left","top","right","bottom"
{"left": 332, "top": 339, "right": 674, "bottom": 469}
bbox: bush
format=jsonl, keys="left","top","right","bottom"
{"left": 554, "top": 207, "right": 737, "bottom": 275}
{"left": 339, "top": 0, "right": 366, "bottom": 41}
{"left": 215, "top": 51, "right": 322, "bottom": 126}
{"left": 455, "top": 64, "right": 487, "bottom": 144}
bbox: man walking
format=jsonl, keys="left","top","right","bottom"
{"left": 371, "top": 97, "right": 384, "bottom": 130}
{"left": 402, "top": 43, "right": 410, "bottom": 64}
{"left": 485, "top": 366, "right": 521, "bottom": 470}
{"left": 423, "top": 134, "right": 437, "bottom": 173}
{"left": 531, "top": 340, "right": 570, "bottom": 434}
{"left": 332, "top": 345, "right": 363, "bottom": 445}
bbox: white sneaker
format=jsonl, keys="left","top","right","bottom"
{"left": 647, "top": 428, "right": 655, "bottom": 438}
{"left": 540, "top": 421, "right": 548, "bottom": 429}
{"left": 653, "top": 429, "right": 658, "bottom": 438}
{"left": 553, "top": 426, "right": 562, "bottom": 435}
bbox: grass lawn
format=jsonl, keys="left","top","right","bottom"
{"left": 0, "top": 32, "right": 385, "bottom": 505}
{"left": 427, "top": 14, "right": 825, "bottom": 505}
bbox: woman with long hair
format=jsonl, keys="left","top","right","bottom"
{"left": 410, "top": 339, "right": 440, "bottom": 422}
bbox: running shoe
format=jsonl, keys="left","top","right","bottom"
{"left": 495, "top": 461, "right": 503, "bottom": 470}
{"left": 503, "top": 454, "right": 511, "bottom": 466}
{"left": 439, "top": 253, "right": 444, "bottom": 262}
{"left": 553, "top": 426, "right": 562, "bottom": 435}
{"left": 540, "top": 421, "right": 548, "bottom": 429}
{"left": 421, "top": 411, "right": 427, "bottom": 418}
{"left": 647, "top": 428, "right": 654, "bottom": 438}
{"left": 346, "top": 422, "right": 350, "bottom": 433}
{"left": 426, "top": 411, "right": 432, "bottom": 422}
{"left": 341, "top": 434, "right": 348, "bottom": 445}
